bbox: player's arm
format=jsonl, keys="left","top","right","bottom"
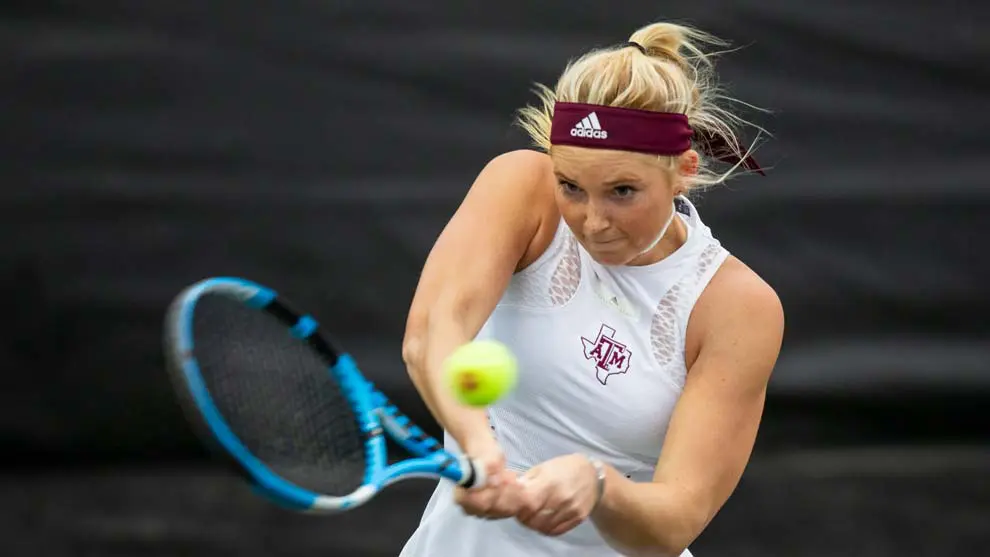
{"left": 402, "top": 149, "right": 556, "bottom": 457}
{"left": 590, "top": 261, "right": 784, "bottom": 556}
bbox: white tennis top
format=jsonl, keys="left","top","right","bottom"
{"left": 400, "top": 196, "right": 728, "bottom": 557}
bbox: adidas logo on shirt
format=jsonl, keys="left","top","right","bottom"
{"left": 570, "top": 112, "right": 608, "bottom": 139}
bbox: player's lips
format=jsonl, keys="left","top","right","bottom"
{"left": 588, "top": 237, "right": 624, "bottom": 247}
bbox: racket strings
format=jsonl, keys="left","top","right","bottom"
{"left": 192, "top": 294, "right": 367, "bottom": 496}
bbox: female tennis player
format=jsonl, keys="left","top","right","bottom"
{"left": 399, "top": 20, "right": 784, "bottom": 557}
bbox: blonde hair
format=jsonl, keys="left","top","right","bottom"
{"left": 515, "top": 21, "right": 767, "bottom": 190}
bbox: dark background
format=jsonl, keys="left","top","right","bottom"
{"left": 2, "top": 1, "right": 988, "bottom": 556}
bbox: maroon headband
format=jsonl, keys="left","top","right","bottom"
{"left": 549, "top": 102, "right": 764, "bottom": 175}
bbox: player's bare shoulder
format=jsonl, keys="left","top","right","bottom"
{"left": 685, "top": 256, "right": 785, "bottom": 370}
{"left": 709, "top": 257, "right": 782, "bottom": 312}
{"left": 482, "top": 148, "right": 556, "bottom": 205}
{"left": 477, "top": 149, "right": 559, "bottom": 271}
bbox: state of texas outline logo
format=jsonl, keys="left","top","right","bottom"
{"left": 581, "top": 324, "right": 631, "bottom": 385}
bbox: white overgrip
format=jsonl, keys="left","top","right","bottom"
{"left": 458, "top": 455, "right": 487, "bottom": 489}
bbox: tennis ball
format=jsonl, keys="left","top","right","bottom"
{"left": 443, "top": 340, "right": 518, "bottom": 407}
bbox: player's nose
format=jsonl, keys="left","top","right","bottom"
{"left": 583, "top": 203, "right": 610, "bottom": 235}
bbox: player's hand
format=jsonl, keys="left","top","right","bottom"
{"left": 516, "top": 454, "right": 600, "bottom": 536}
{"left": 454, "top": 438, "right": 527, "bottom": 520}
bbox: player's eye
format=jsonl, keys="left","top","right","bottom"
{"left": 612, "top": 185, "right": 637, "bottom": 198}
{"left": 558, "top": 180, "right": 582, "bottom": 196}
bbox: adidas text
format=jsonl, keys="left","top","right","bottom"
{"left": 571, "top": 128, "right": 608, "bottom": 139}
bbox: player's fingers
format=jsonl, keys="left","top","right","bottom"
{"left": 454, "top": 486, "right": 498, "bottom": 518}
{"left": 514, "top": 480, "right": 550, "bottom": 523}
{"left": 486, "top": 482, "right": 528, "bottom": 519}
{"left": 519, "top": 489, "right": 568, "bottom": 533}
{"left": 520, "top": 506, "right": 559, "bottom": 534}
{"left": 452, "top": 486, "right": 472, "bottom": 509}
{"left": 484, "top": 459, "right": 506, "bottom": 486}
{"left": 546, "top": 514, "right": 584, "bottom": 537}
{"left": 542, "top": 497, "right": 587, "bottom": 535}
{"left": 467, "top": 480, "right": 525, "bottom": 519}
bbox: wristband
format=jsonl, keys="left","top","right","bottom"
{"left": 585, "top": 455, "right": 607, "bottom": 511}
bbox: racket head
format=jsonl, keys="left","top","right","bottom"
{"left": 164, "top": 277, "right": 386, "bottom": 512}
{"left": 163, "top": 277, "right": 479, "bottom": 513}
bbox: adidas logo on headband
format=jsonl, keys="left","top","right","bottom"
{"left": 570, "top": 112, "right": 608, "bottom": 139}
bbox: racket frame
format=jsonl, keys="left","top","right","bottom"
{"left": 164, "top": 277, "right": 483, "bottom": 513}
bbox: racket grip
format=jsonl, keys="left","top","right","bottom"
{"left": 459, "top": 456, "right": 488, "bottom": 489}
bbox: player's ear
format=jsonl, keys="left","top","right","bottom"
{"left": 677, "top": 150, "right": 699, "bottom": 178}
{"left": 664, "top": 151, "right": 696, "bottom": 197}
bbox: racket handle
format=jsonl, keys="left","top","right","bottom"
{"left": 459, "top": 456, "right": 488, "bottom": 489}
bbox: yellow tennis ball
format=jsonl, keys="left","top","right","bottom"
{"left": 443, "top": 340, "right": 518, "bottom": 407}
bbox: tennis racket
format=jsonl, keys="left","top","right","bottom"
{"left": 163, "top": 276, "right": 485, "bottom": 513}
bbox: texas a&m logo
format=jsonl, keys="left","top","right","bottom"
{"left": 580, "top": 324, "right": 631, "bottom": 385}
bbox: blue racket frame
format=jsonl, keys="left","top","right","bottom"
{"left": 164, "top": 277, "right": 483, "bottom": 513}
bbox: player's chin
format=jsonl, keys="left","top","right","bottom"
{"left": 586, "top": 244, "right": 635, "bottom": 266}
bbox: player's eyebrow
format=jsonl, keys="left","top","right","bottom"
{"left": 601, "top": 175, "right": 643, "bottom": 186}
{"left": 553, "top": 171, "right": 576, "bottom": 183}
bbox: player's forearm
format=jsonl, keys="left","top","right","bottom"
{"left": 590, "top": 467, "right": 704, "bottom": 557}
{"left": 403, "top": 307, "right": 494, "bottom": 453}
